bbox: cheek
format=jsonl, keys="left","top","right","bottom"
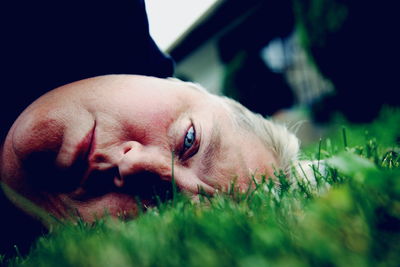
{"left": 209, "top": 154, "right": 249, "bottom": 191}
{"left": 215, "top": 148, "right": 275, "bottom": 192}
{"left": 1, "top": 130, "right": 35, "bottom": 195}
{"left": 119, "top": 105, "right": 178, "bottom": 142}
{"left": 11, "top": 114, "right": 64, "bottom": 158}
{"left": 241, "top": 149, "right": 278, "bottom": 189}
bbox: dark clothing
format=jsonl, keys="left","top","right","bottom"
{"left": 1, "top": 0, "right": 174, "bottom": 140}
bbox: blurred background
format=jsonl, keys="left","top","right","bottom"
{"left": 146, "top": 0, "right": 399, "bottom": 146}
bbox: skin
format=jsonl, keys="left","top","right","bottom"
{"left": 0, "top": 75, "right": 276, "bottom": 224}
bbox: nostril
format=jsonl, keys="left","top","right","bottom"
{"left": 92, "top": 154, "right": 107, "bottom": 163}
{"left": 123, "top": 146, "right": 132, "bottom": 154}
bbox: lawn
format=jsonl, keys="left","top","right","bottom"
{"left": 2, "top": 107, "right": 400, "bottom": 267}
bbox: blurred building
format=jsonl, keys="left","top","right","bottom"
{"left": 167, "top": 0, "right": 332, "bottom": 119}
{"left": 166, "top": 0, "right": 399, "bottom": 125}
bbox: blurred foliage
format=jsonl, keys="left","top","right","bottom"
{"left": 293, "top": 0, "right": 348, "bottom": 54}
{"left": 292, "top": 0, "right": 399, "bottom": 123}
{"left": 2, "top": 107, "right": 400, "bottom": 267}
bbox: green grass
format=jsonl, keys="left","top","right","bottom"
{"left": 3, "top": 108, "right": 400, "bottom": 267}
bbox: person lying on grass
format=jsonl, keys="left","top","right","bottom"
{"left": 0, "top": 74, "right": 299, "bottom": 225}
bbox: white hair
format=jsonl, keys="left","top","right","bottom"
{"left": 216, "top": 96, "right": 300, "bottom": 176}
{"left": 168, "top": 78, "right": 300, "bottom": 176}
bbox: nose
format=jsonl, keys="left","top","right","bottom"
{"left": 116, "top": 141, "right": 172, "bottom": 187}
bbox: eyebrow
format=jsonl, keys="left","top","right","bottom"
{"left": 199, "top": 118, "right": 221, "bottom": 178}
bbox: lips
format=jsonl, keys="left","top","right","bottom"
{"left": 77, "top": 121, "right": 96, "bottom": 163}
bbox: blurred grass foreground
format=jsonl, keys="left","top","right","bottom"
{"left": 3, "top": 108, "right": 400, "bottom": 267}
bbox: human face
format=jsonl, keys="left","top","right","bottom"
{"left": 1, "top": 75, "right": 277, "bottom": 223}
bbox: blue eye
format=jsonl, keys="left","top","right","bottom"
{"left": 183, "top": 126, "right": 195, "bottom": 151}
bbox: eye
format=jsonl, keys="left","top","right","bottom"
{"left": 183, "top": 126, "right": 195, "bottom": 152}
{"left": 179, "top": 123, "right": 200, "bottom": 161}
